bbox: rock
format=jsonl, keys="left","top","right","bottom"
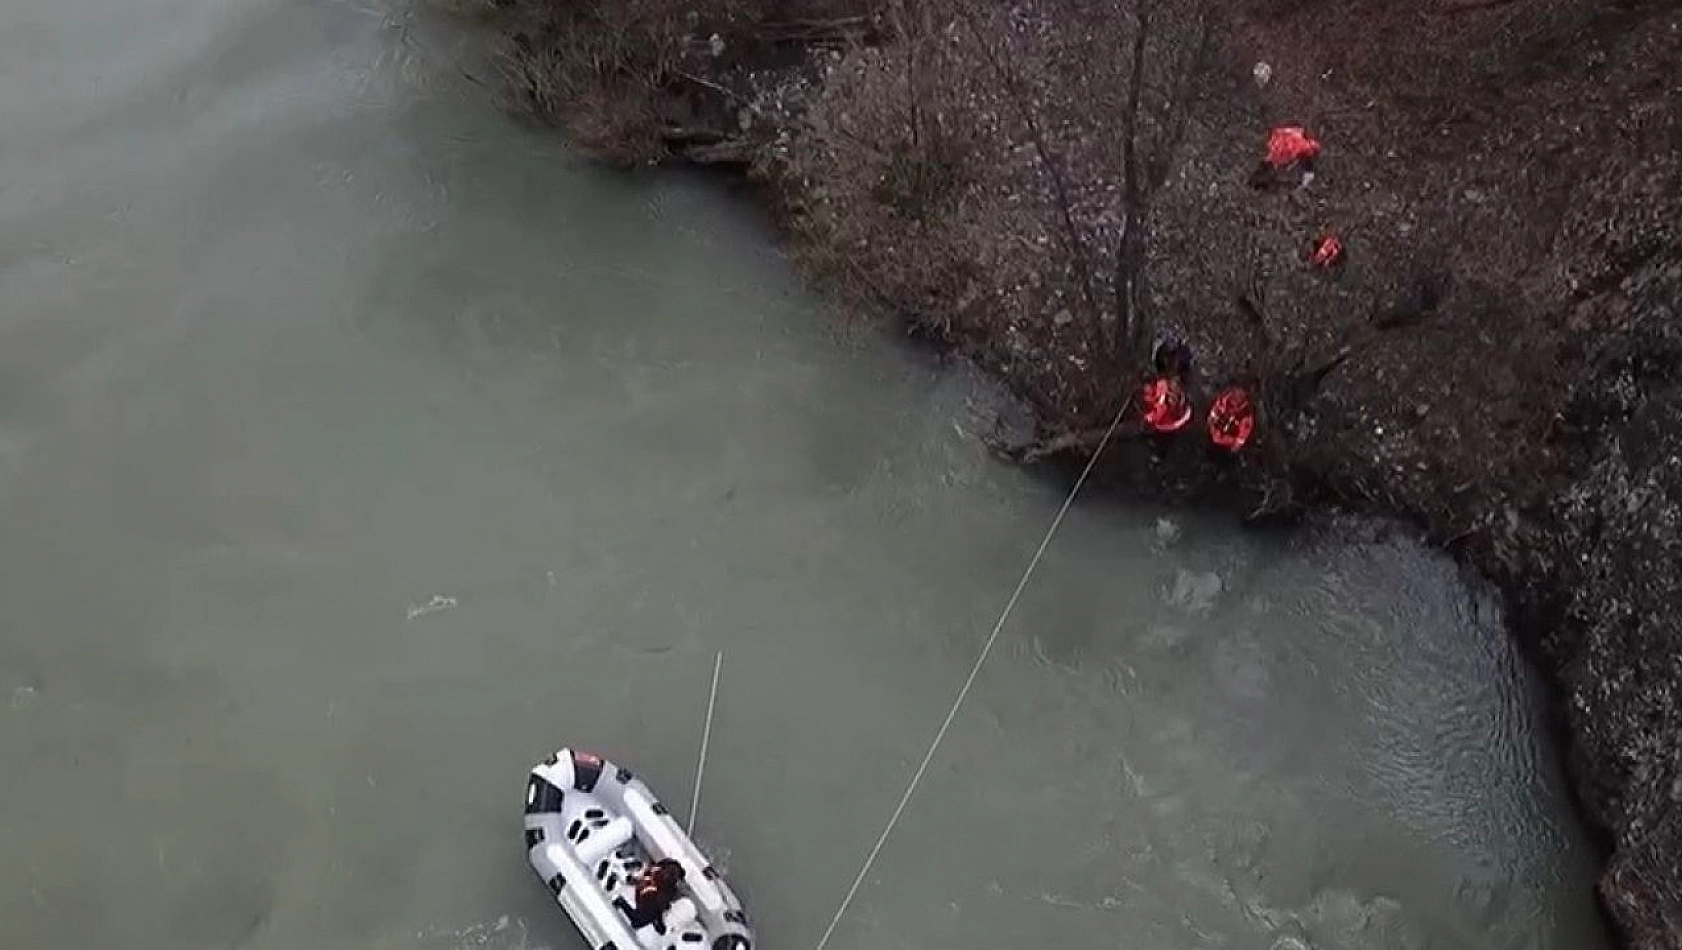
{"left": 1168, "top": 568, "right": 1224, "bottom": 614}
{"left": 1155, "top": 516, "right": 1182, "bottom": 545}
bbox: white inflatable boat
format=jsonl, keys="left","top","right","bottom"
{"left": 524, "top": 748, "right": 754, "bottom": 950}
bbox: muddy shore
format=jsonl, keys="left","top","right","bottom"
{"left": 436, "top": 0, "right": 1681, "bottom": 944}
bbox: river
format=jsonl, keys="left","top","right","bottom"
{"left": 0, "top": 1, "right": 1609, "bottom": 949}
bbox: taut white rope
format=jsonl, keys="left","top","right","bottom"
{"left": 688, "top": 650, "right": 724, "bottom": 836}
{"left": 812, "top": 400, "right": 1132, "bottom": 950}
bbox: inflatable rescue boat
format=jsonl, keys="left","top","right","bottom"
{"left": 524, "top": 748, "right": 753, "bottom": 950}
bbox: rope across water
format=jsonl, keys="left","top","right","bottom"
{"left": 688, "top": 650, "right": 724, "bottom": 836}
{"left": 811, "top": 398, "right": 1132, "bottom": 950}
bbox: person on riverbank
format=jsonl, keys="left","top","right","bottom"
{"left": 1141, "top": 375, "right": 1193, "bottom": 435}
{"left": 1152, "top": 337, "right": 1193, "bottom": 379}
{"left": 1141, "top": 338, "right": 1195, "bottom": 461}
{"left": 1207, "top": 384, "right": 1257, "bottom": 453}
{"left": 1142, "top": 339, "right": 1193, "bottom": 431}
{"left": 1250, "top": 125, "right": 1321, "bottom": 190}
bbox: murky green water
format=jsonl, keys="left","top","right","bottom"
{"left": 0, "top": 2, "right": 1607, "bottom": 949}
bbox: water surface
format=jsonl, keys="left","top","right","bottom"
{"left": 0, "top": 2, "right": 1607, "bottom": 949}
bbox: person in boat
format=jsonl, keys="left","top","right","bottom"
{"left": 626, "top": 858, "right": 686, "bottom": 930}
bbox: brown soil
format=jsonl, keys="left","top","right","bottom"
{"left": 440, "top": 0, "right": 1682, "bottom": 944}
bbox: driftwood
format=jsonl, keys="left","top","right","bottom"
{"left": 992, "top": 392, "right": 1142, "bottom": 463}
{"left": 1009, "top": 425, "right": 1120, "bottom": 462}
{"left": 759, "top": 15, "right": 876, "bottom": 45}
{"left": 682, "top": 138, "right": 757, "bottom": 164}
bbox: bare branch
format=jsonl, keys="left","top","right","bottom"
{"left": 1112, "top": 0, "right": 1153, "bottom": 357}
{"left": 953, "top": 5, "right": 1100, "bottom": 324}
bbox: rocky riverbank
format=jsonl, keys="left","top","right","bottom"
{"left": 437, "top": 0, "right": 1680, "bottom": 944}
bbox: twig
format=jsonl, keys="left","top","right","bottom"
{"left": 676, "top": 69, "right": 742, "bottom": 102}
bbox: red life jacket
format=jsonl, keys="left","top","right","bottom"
{"left": 1310, "top": 234, "right": 1344, "bottom": 268}
{"left": 1140, "top": 377, "right": 1192, "bottom": 433}
{"left": 1266, "top": 126, "right": 1321, "bottom": 169}
{"left": 1207, "top": 387, "right": 1256, "bottom": 452}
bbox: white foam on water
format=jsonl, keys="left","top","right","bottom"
{"left": 405, "top": 593, "right": 458, "bottom": 620}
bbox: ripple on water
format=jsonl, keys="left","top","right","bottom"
{"left": 416, "top": 915, "right": 551, "bottom": 950}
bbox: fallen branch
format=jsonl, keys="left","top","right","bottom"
{"left": 758, "top": 15, "right": 876, "bottom": 44}
{"left": 676, "top": 69, "right": 743, "bottom": 101}
{"left": 1010, "top": 426, "right": 1118, "bottom": 462}
{"left": 997, "top": 391, "right": 1141, "bottom": 462}
{"left": 1432, "top": 0, "right": 1520, "bottom": 14}
{"left": 662, "top": 124, "right": 726, "bottom": 143}
{"left": 682, "top": 138, "right": 757, "bottom": 164}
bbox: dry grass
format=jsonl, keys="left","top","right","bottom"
{"left": 441, "top": 0, "right": 771, "bottom": 165}
{"left": 764, "top": 0, "right": 1214, "bottom": 419}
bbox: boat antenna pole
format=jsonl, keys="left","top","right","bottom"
{"left": 812, "top": 397, "right": 1131, "bottom": 950}
{"left": 688, "top": 649, "right": 724, "bottom": 836}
